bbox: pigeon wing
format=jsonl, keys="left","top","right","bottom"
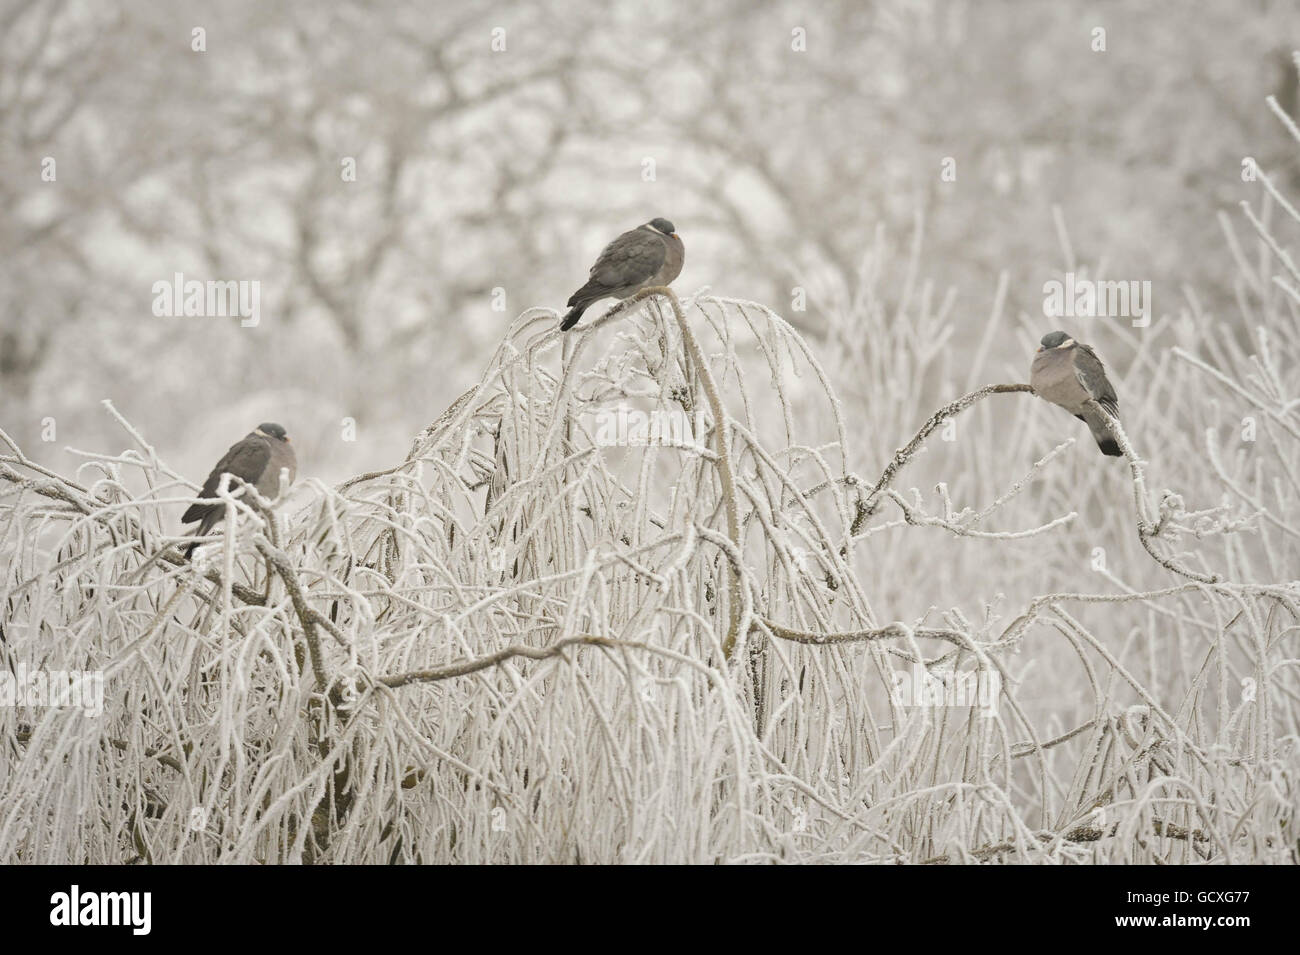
{"left": 589, "top": 228, "right": 667, "bottom": 290}
{"left": 182, "top": 437, "right": 272, "bottom": 524}
{"left": 1074, "top": 344, "right": 1119, "bottom": 418}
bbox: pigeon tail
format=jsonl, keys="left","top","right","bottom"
{"left": 183, "top": 512, "right": 219, "bottom": 558}
{"left": 1081, "top": 412, "right": 1123, "bottom": 457}
{"left": 560, "top": 303, "right": 587, "bottom": 331}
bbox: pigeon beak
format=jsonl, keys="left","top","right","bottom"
{"left": 671, "top": 233, "right": 679, "bottom": 239}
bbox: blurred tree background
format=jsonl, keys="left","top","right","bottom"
{"left": 1, "top": 0, "right": 1297, "bottom": 486}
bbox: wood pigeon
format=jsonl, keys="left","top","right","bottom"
{"left": 560, "top": 218, "right": 684, "bottom": 330}
{"left": 1030, "top": 331, "right": 1122, "bottom": 457}
{"left": 182, "top": 422, "right": 297, "bottom": 556}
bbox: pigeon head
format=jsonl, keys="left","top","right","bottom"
{"left": 1039, "top": 331, "right": 1074, "bottom": 352}
{"left": 256, "top": 422, "right": 290, "bottom": 442}
{"left": 649, "top": 218, "right": 677, "bottom": 237}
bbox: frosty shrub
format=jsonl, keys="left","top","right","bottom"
{"left": 4, "top": 190, "right": 1300, "bottom": 865}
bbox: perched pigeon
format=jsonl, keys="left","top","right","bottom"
{"left": 560, "top": 218, "right": 684, "bottom": 330}
{"left": 1030, "top": 331, "right": 1122, "bottom": 457}
{"left": 182, "top": 422, "right": 297, "bottom": 556}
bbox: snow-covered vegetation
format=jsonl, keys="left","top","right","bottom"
{"left": 1, "top": 1, "right": 1298, "bottom": 863}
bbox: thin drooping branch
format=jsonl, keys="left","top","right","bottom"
{"left": 654, "top": 287, "right": 743, "bottom": 659}
{"left": 376, "top": 635, "right": 707, "bottom": 688}
{"left": 1087, "top": 399, "right": 1220, "bottom": 584}
{"left": 756, "top": 617, "right": 968, "bottom": 649}
{"left": 846, "top": 383, "right": 1222, "bottom": 585}
{"left": 576, "top": 286, "right": 744, "bottom": 659}
{"left": 852, "top": 383, "right": 1034, "bottom": 534}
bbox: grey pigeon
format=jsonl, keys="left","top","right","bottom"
{"left": 182, "top": 422, "right": 297, "bottom": 556}
{"left": 560, "top": 218, "right": 684, "bottom": 330}
{"left": 1030, "top": 331, "right": 1122, "bottom": 457}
